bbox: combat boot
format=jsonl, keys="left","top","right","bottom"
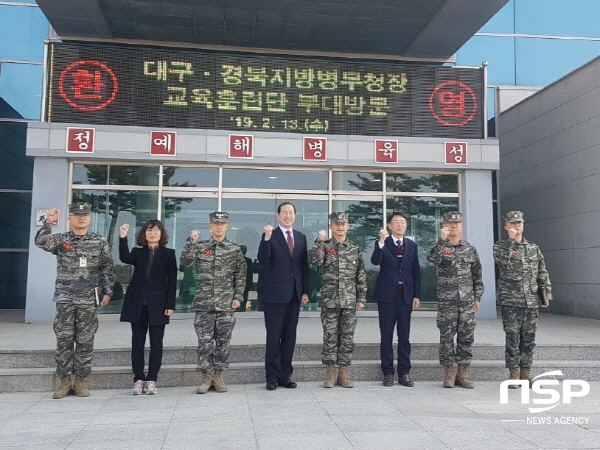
{"left": 455, "top": 364, "right": 474, "bottom": 389}
{"left": 53, "top": 375, "right": 72, "bottom": 399}
{"left": 73, "top": 376, "right": 90, "bottom": 397}
{"left": 336, "top": 364, "right": 354, "bottom": 388}
{"left": 212, "top": 370, "right": 228, "bottom": 393}
{"left": 443, "top": 365, "right": 456, "bottom": 388}
{"left": 520, "top": 367, "right": 533, "bottom": 388}
{"left": 508, "top": 367, "right": 520, "bottom": 389}
{"left": 324, "top": 364, "right": 336, "bottom": 388}
{"left": 196, "top": 371, "right": 213, "bottom": 394}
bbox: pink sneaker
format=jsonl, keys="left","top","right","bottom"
{"left": 145, "top": 381, "right": 158, "bottom": 395}
{"left": 132, "top": 380, "right": 144, "bottom": 395}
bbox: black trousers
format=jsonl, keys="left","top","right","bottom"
{"left": 378, "top": 289, "right": 413, "bottom": 377}
{"left": 263, "top": 296, "right": 300, "bottom": 383}
{"left": 130, "top": 306, "right": 166, "bottom": 382}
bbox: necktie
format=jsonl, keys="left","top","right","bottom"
{"left": 286, "top": 230, "right": 294, "bottom": 256}
{"left": 396, "top": 240, "right": 404, "bottom": 257}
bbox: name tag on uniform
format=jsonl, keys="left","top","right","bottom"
{"left": 79, "top": 257, "right": 87, "bottom": 267}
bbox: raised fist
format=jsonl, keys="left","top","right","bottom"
{"left": 263, "top": 224, "right": 273, "bottom": 239}
{"left": 440, "top": 227, "right": 449, "bottom": 240}
{"left": 507, "top": 227, "right": 517, "bottom": 239}
{"left": 190, "top": 230, "right": 200, "bottom": 242}
{"left": 119, "top": 223, "right": 129, "bottom": 238}
{"left": 378, "top": 228, "right": 388, "bottom": 244}
{"left": 45, "top": 208, "right": 58, "bottom": 225}
{"left": 317, "top": 230, "right": 327, "bottom": 241}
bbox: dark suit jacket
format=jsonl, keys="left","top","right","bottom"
{"left": 119, "top": 237, "right": 177, "bottom": 325}
{"left": 257, "top": 227, "right": 309, "bottom": 303}
{"left": 371, "top": 236, "right": 422, "bottom": 305}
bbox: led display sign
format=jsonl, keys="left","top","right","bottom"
{"left": 46, "top": 42, "right": 483, "bottom": 138}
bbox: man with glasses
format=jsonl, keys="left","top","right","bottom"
{"left": 371, "top": 212, "right": 421, "bottom": 387}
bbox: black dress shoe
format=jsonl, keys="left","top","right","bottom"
{"left": 278, "top": 379, "right": 297, "bottom": 388}
{"left": 382, "top": 375, "right": 394, "bottom": 387}
{"left": 398, "top": 374, "right": 414, "bottom": 387}
{"left": 266, "top": 382, "right": 277, "bottom": 390}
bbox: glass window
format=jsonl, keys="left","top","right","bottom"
{"left": 0, "top": 63, "right": 44, "bottom": 119}
{"left": 386, "top": 173, "right": 458, "bottom": 193}
{"left": 0, "top": 192, "right": 32, "bottom": 249}
{"left": 221, "top": 196, "right": 328, "bottom": 312}
{"left": 0, "top": 252, "right": 28, "bottom": 309}
{"left": 515, "top": 38, "right": 600, "bottom": 86}
{"left": 160, "top": 196, "right": 219, "bottom": 312}
{"left": 71, "top": 189, "right": 160, "bottom": 314}
{"left": 0, "top": 5, "right": 48, "bottom": 60}
{"left": 332, "top": 172, "right": 383, "bottom": 191}
{"left": 386, "top": 196, "right": 459, "bottom": 307}
{"left": 162, "top": 166, "right": 219, "bottom": 187}
{"left": 478, "top": 0, "right": 514, "bottom": 33}
{"left": 456, "top": 36, "right": 517, "bottom": 86}
{"left": 515, "top": 0, "right": 600, "bottom": 37}
{"left": 72, "top": 165, "right": 160, "bottom": 186}
{"left": 332, "top": 199, "right": 383, "bottom": 306}
{"left": 0, "top": 121, "right": 32, "bottom": 189}
{"left": 222, "top": 168, "right": 328, "bottom": 190}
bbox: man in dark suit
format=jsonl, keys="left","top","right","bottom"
{"left": 371, "top": 212, "right": 421, "bottom": 387}
{"left": 258, "top": 202, "right": 309, "bottom": 390}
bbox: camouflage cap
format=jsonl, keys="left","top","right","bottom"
{"left": 68, "top": 202, "right": 91, "bottom": 215}
{"left": 329, "top": 212, "right": 349, "bottom": 223}
{"left": 442, "top": 211, "right": 462, "bottom": 223}
{"left": 209, "top": 211, "right": 229, "bottom": 223}
{"left": 504, "top": 210, "right": 524, "bottom": 223}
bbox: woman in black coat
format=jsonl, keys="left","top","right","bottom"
{"left": 119, "top": 220, "right": 177, "bottom": 395}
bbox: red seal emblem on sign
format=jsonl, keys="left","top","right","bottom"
{"left": 58, "top": 60, "right": 119, "bottom": 112}
{"left": 429, "top": 80, "right": 478, "bottom": 127}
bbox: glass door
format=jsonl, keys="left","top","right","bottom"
{"left": 222, "top": 193, "right": 328, "bottom": 311}
{"left": 161, "top": 193, "right": 218, "bottom": 312}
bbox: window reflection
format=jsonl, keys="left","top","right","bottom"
{"left": 162, "top": 166, "right": 218, "bottom": 187}
{"left": 386, "top": 196, "right": 459, "bottom": 307}
{"left": 72, "top": 189, "right": 160, "bottom": 314}
{"left": 386, "top": 173, "right": 458, "bottom": 193}
{"left": 72, "top": 165, "right": 160, "bottom": 186}
{"left": 332, "top": 172, "right": 383, "bottom": 191}
{"left": 222, "top": 168, "right": 328, "bottom": 190}
{"left": 332, "top": 199, "right": 383, "bottom": 306}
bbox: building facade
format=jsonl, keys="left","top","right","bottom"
{"left": 498, "top": 55, "right": 600, "bottom": 320}
{"left": 2, "top": 0, "right": 599, "bottom": 321}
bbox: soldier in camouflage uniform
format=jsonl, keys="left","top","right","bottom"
{"left": 34, "top": 203, "right": 114, "bottom": 399}
{"left": 427, "top": 211, "right": 483, "bottom": 389}
{"left": 180, "top": 211, "right": 246, "bottom": 394}
{"left": 308, "top": 212, "right": 367, "bottom": 389}
{"left": 494, "top": 211, "right": 551, "bottom": 388}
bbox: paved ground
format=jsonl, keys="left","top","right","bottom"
{"left": 0, "top": 380, "right": 599, "bottom": 449}
{"left": 2, "top": 310, "right": 600, "bottom": 350}
{"left": 1, "top": 310, "right": 599, "bottom": 449}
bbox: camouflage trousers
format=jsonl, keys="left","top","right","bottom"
{"left": 194, "top": 311, "right": 236, "bottom": 372}
{"left": 53, "top": 303, "right": 99, "bottom": 377}
{"left": 321, "top": 308, "right": 357, "bottom": 365}
{"left": 436, "top": 302, "right": 476, "bottom": 366}
{"left": 501, "top": 306, "right": 538, "bottom": 368}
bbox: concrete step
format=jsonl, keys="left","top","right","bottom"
{"left": 2, "top": 343, "right": 599, "bottom": 369}
{"left": 2, "top": 360, "right": 600, "bottom": 392}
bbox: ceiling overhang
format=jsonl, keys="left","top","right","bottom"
{"left": 36, "top": 0, "right": 508, "bottom": 61}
